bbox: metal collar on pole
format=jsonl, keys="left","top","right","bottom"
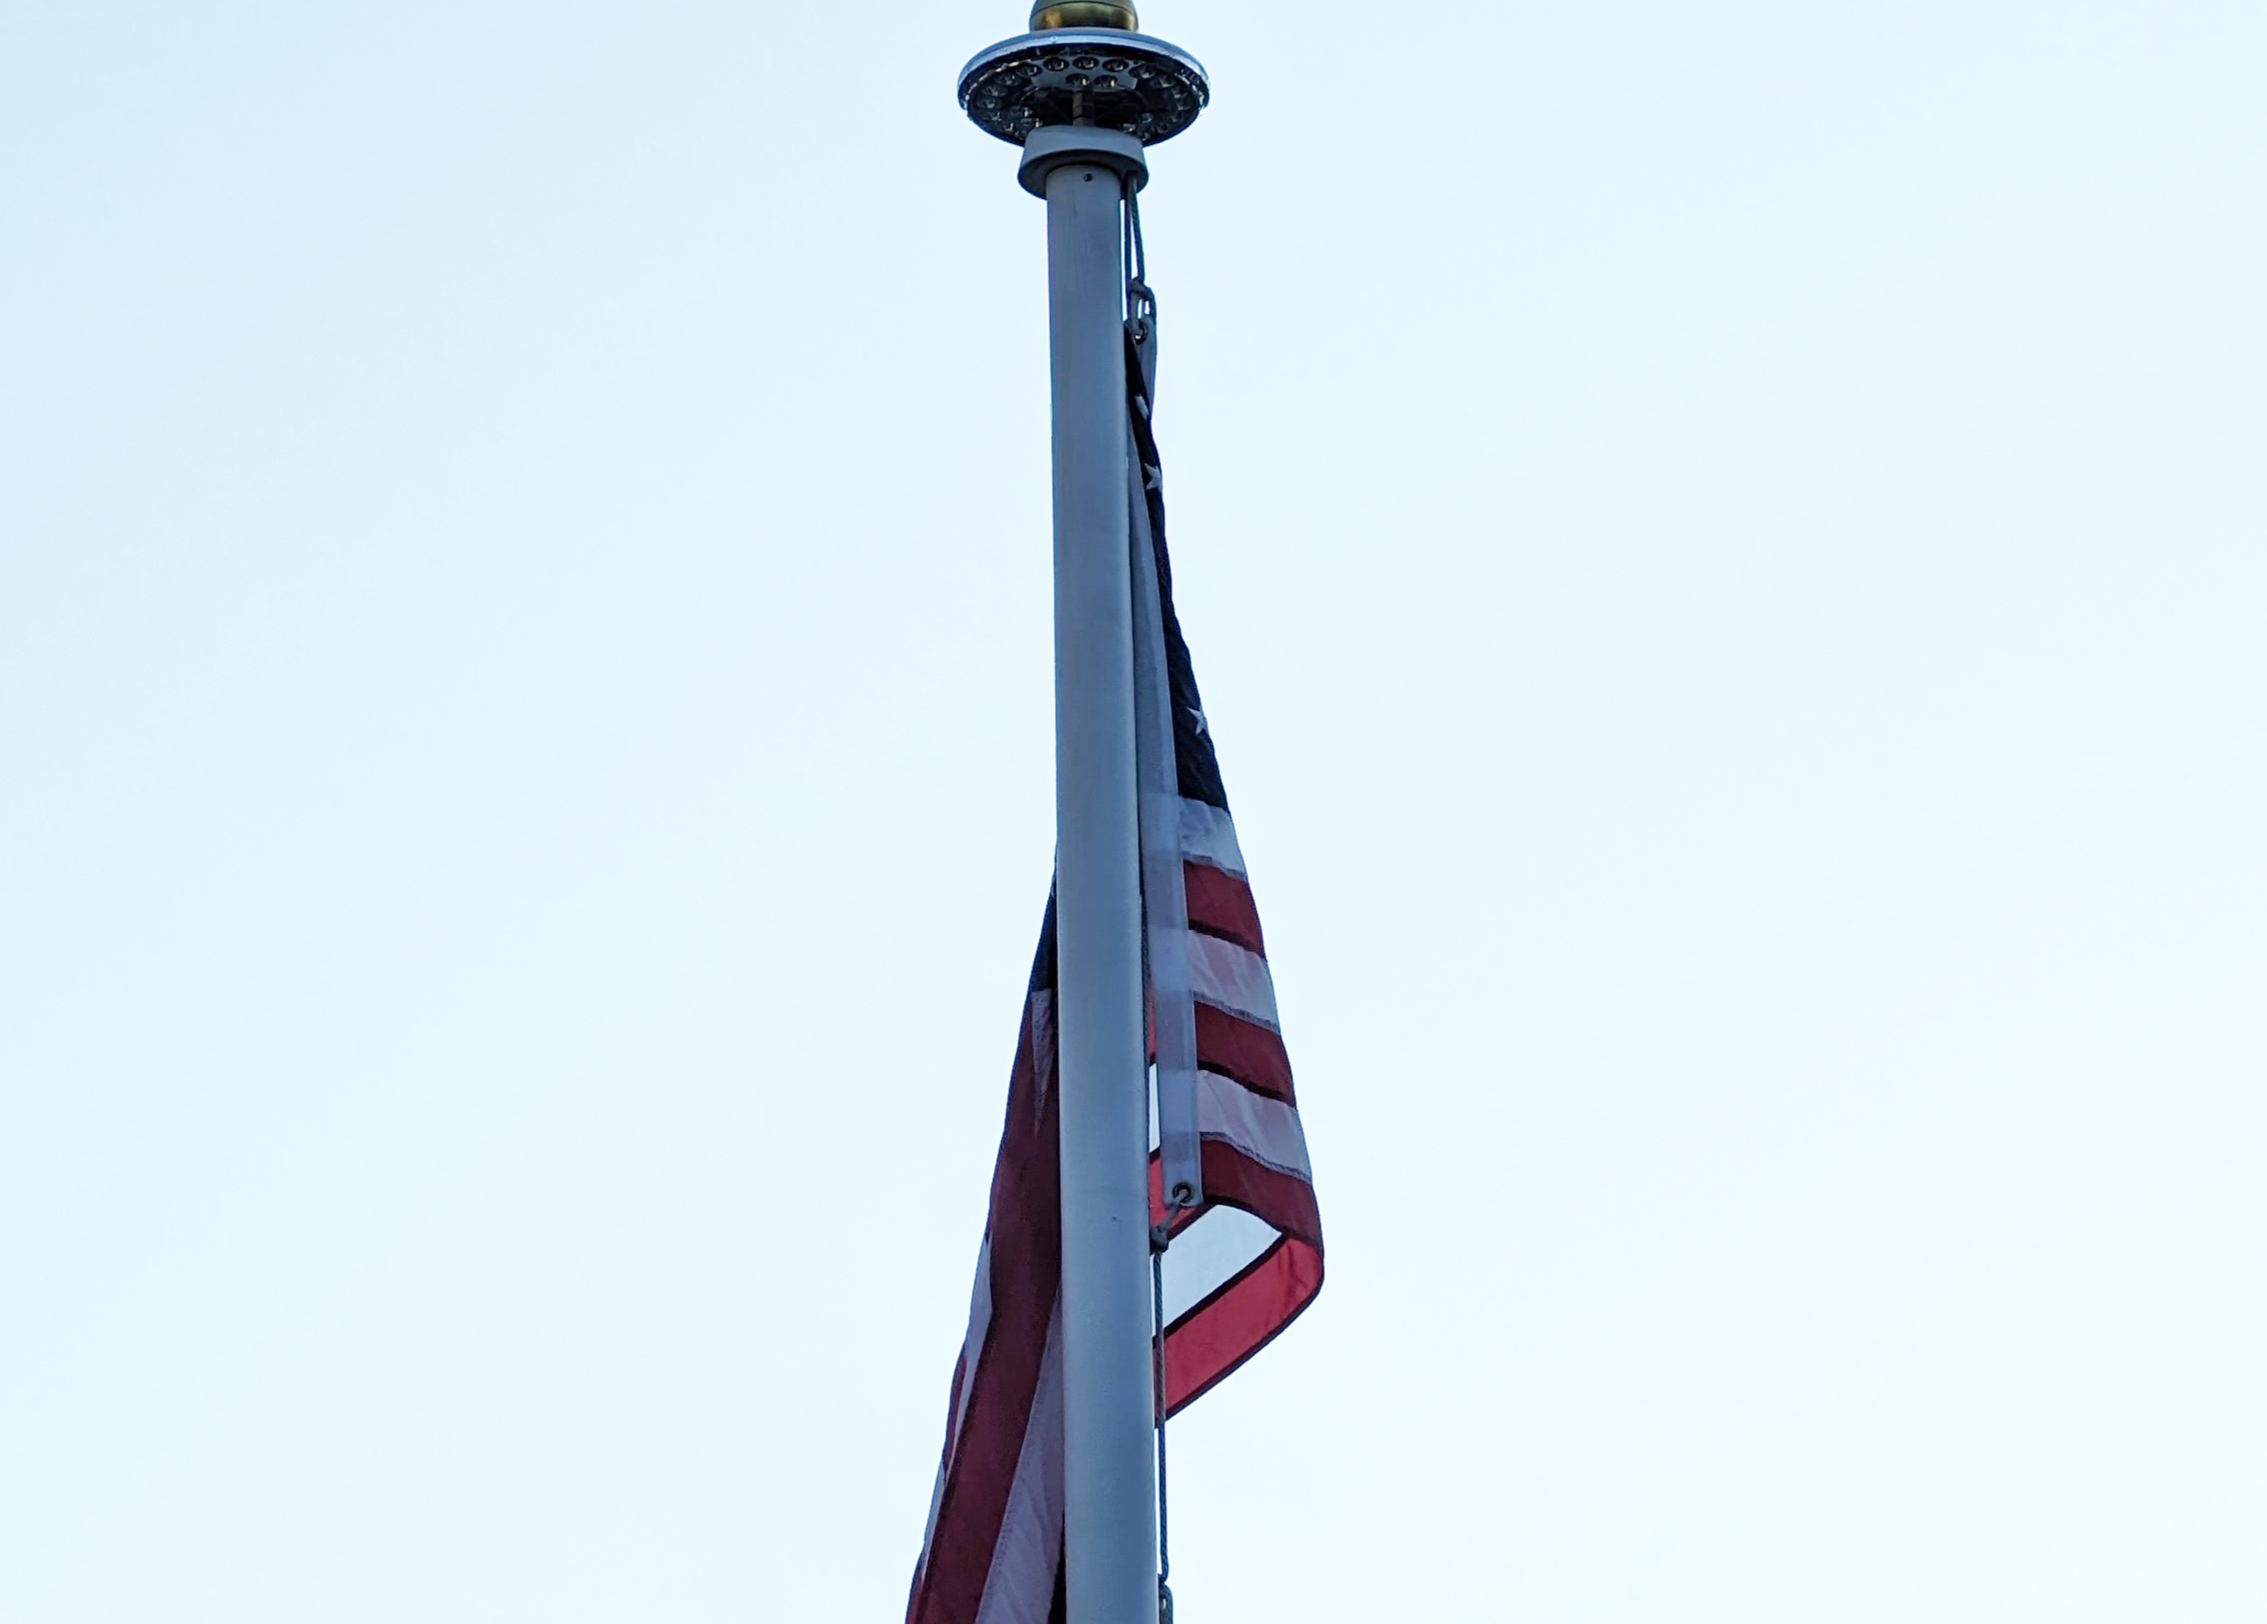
{"left": 1018, "top": 126, "right": 1147, "bottom": 198}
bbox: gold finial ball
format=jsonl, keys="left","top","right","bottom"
{"left": 1029, "top": 2, "right": 1139, "bottom": 29}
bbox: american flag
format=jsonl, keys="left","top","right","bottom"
{"left": 906, "top": 345, "right": 1324, "bottom": 1624}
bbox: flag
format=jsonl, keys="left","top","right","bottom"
{"left": 906, "top": 341, "right": 1324, "bottom": 1624}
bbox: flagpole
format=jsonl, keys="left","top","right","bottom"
{"left": 959, "top": 11, "right": 1210, "bottom": 1624}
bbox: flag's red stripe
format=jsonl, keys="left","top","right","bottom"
{"left": 1162, "top": 1236, "right": 1320, "bottom": 1412}
{"left": 1193, "top": 1001, "right": 1295, "bottom": 1103}
{"left": 909, "top": 1012, "right": 1062, "bottom": 1624}
{"left": 1163, "top": 1235, "right": 1322, "bottom": 1413}
{"left": 1183, "top": 860, "right": 1264, "bottom": 956}
{"left": 1196, "top": 1135, "right": 1322, "bottom": 1247}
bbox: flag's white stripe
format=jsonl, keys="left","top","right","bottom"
{"left": 973, "top": 1299, "right": 1065, "bottom": 1624}
{"left": 1147, "top": 920, "right": 1193, "bottom": 1001}
{"left": 916, "top": 1458, "right": 947, "bottom": 1594}
{"left": 1187, "top": 933, "right": 1278, "bottom": 1031}
{"left": 1178, "top": 798, "right": 1245, "bottom": 878}
{"left": 1196, "top": 1071, "right": 1312, "bottom": 1181}
{"left": 951, "top": 1240, "right": 994, "bottom": 1451}
{"left": 1160, "top": 1204, "right": 1281, "bottom": 1325}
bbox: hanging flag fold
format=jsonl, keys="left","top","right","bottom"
{"left": 907, "top": 336, "right": 1324, "bottom": 1624}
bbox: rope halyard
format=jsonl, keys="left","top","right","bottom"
{"left": 1130, "top": 174, "right": 1174, "bottom": 1622}
{"left": 1125, "top": 183, "right": 1148, "bottom": 304}
{"left": 1150, "top": 1219, "right": 1173, "bottom": 1624}
{"left": 1123, "top": 182, "right": 1156, "bottom": 376}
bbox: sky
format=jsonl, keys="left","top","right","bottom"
{"left": 2, "top": 2, "right": 2262, "bottom": 1619}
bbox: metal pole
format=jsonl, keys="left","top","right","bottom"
{"left": 1036, "top": 128, "right": 1157, "bottom": 1624}
{"left": 957, "top": 22, "right": 1210, "bottom": 1622}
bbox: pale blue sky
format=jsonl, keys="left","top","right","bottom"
{"left": 3, "top": 3, "right": 2262, "bottom": 1619}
